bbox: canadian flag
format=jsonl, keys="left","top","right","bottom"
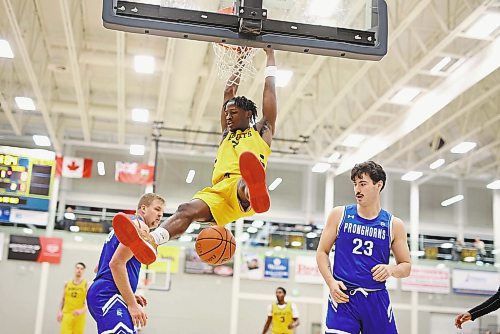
{"left": 115, "top": 161, "right": 154, "bottom": 184}
{"left": 55, "top": 156, "right": 93, "bottom": 178}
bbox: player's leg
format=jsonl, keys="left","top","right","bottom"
{"left": 325, "top": 296, "right": 361, "bottom": 334}
{"left": 59, "top": 313, "right": 74, "bottom": 334}
{"left": 113, "top": 199, "right": 213, "bottom": 264}
{"left": 88, "top": 287, "right": 135, "bottom": 334}
{"left": 238, "top": 151, "right": 270, "bottom": 213}
{"left": 73, "top": 313, "right": 86, "bottom": 334}
{"left": 359, "top": 290, "right": 398, "bottom": 334}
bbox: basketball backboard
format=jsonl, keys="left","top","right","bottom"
{"left": 102, "top": 0, "right": 388, "bottom": 60}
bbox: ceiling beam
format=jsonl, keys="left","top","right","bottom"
{"left": 154, "top": 38, "right": 176, "bottom": 122}
{"left": 337, "top": 37, "right": 500, "bottom": 175}
{"left": 299, "top": 0, "right": 434, "bottom": 154}
{"left": 0, "top": 92, "right": 21, "bottom": 135}
{"left": 382, "top": 85, "right": 500, "bottom": 165}
{"left": 2, "top": 0, "right": 61, "bottom": 152}
{"left": 59, "top": 0, "right": 90, "bottom": 141}
{"left": 116, "top": 32, "right": 126, "bottom": 144}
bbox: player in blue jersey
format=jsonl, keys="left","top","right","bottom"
{"left": 316, "top": 161, "right": 411, "bottom": 334}
{"left": 87, "top": 193, "right": 165, "bottom": 333}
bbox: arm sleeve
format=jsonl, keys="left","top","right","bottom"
{"left": 267, "top": 304, "right": 272, "bottom": 316}
{"left": 291, "top": 303, "right": 299, "bottom": 318}
{"left": 468, "top": 287, "right": 500, "bottom": 321}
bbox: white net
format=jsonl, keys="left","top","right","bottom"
{"left": 212, "top": 43, "right": 259, "bottom": 86}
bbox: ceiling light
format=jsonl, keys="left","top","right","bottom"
{"left": 430, "top": 57, "right": 451, "bottom": 75}
{"left": 463, "top": 256, "right": 475, "bottom": 263}
{"left": 291, "top": 241, "right": 302, "bottom": 247}
{"left": 0, "top": 39, "right": 14, "bottom": 58}
{"left": 342, "top": 134, "right": 365, "bottom": 147}
{"left": 390, "top": 87, "right": 421, "bottom": 104}
{"left": 32, "top": 135, "right": 51, "bottom": 147}
{"left": 15, "top": 97, "right": 36, "bottom": 111}
{"left": 129, "top": 144, "right": 145, "bottom": 155}
{"left": 134, "top": 55, "right": 155, "bottom": 74}
{"left": 237, "top": 232, "right": 250, "bottom": 242}
{"left": 440, "top": 242, "right": 453, "bottom": 249}
{"left": 441, "top": 194, "right": 464, "bottom": 207}
{"left": 64, "top": 212, "right": 76, "bottom": 220}
{"left": 131, "top": 108, "right": 149, "bottom": 122}
{"left": 327, "top": 152, "right": 341, "bottom": 163}
{"left": 312, "top": 162, "right": 331, "bottom": 173}
{"left": 186, "top": 169, "right": 195, "bottom": 184}
{"left": 268, "top": 177, "right": 282, "bottom": 191}
{"left": 429, "top": 158, "right": 445, "bottom": 170}
{"left": 276, "top": 70, "right": 293, "bottom": 87}
{"left": 401, "top": 171, "right": 423, "bottom": 181}
{"left": 251, "top": 220, "right": 264, "bottom": 228}
{"left": 486, "top": 180, "right": 500, "bottom": 190}
{"left": 306, "top": 232, "right": 317, "bottom": 239}
{"left": 97, "top": 161, "right": 106, "bottom": 176}
{"left": 247, "top": 226, "right": 258, "bottom": 234}
{"left": 464, "top": 12, "right": 500, "bottom": 38}
{"left": 450, "top": 141, "right": 476, "bottom": 154}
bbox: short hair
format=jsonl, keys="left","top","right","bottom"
{"left": 224, "top": 96, "right": 258, "bottom": 124}
{"left": 76, "top": 262, "right": 86, "bottom": 269}
{"left": 276, "top": 287, "right": 286, "bottom": 295}
{"left": 138, "top": 193, "right": 165, "bottom": 210}
{"left": 350, "top": 161, "right": 386, "bottom": 191}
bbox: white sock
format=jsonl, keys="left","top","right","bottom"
{"left": 151, "top": 227, "right": 170, "bottom": 245}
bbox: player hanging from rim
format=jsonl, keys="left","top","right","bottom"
{"left": 112, "top": 48, "right": 277, "bottom": 264}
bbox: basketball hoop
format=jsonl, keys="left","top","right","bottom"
{"left": 212, "top": 6, "right": 258, "bottom": 86}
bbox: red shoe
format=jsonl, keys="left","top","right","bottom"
{"left": 112, "top": 212, "right": 157, "bottom": 265}
{"left": 239, "top": 151, "right": 270, "bottom": 213}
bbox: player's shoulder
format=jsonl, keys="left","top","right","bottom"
{"left": 391, "top": 215, "right": 405, "bottom": 227}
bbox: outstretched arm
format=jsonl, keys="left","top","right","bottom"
{"left": 220, "top": 54, "right": 245, "bottom": 132}
{"left": 259, "top": 49, "right": 277, "bottom": 135}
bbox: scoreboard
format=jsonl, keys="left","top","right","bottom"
{"left": 0, "top": 150, "right": 55, "bottom": 212}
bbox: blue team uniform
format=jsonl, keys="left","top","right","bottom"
{"left": 87, "top": 217, "right": 141, "bottom": 334}
{"left": 326, "top": 204, "right": 397, "bottom": 334}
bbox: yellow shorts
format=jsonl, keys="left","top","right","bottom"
{"left": 193, "top": 176, "right": 255, "bottom": 226}
{"left": 60, "top": 312, "right": 86, "bottom": 334}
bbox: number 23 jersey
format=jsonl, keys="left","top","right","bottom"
{"left": 333, "top": 204, "right": 393, "bottom": 290}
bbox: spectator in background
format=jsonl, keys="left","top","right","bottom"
{"left": 57, "top": 206, "right": 76, "bottom": 231}
{"left": 473, "top": 237, "right": 486, "bottom": 261}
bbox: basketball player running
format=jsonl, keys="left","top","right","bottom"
{"left": 316, "top": 161, "right": 411, "bottom": 334}
{"left": 262, "top": 287, "right": 300, "bottom": 334}
{"left": 112, "top": 48, "right": 277, "bottom": 265}
{"left": 87, "top": 193, "right": 165, "bottom": 333}
{"left": 57, "top": 262, "right": 88, "bottom": 334}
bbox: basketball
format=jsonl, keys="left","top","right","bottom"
{"left": 195, "top": 226, "right": 236, "bottom": 265}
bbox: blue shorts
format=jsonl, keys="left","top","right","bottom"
{"left": 87, "top": 280, "right": 136, "bottom": 334}
{"left": 325, "top": 288, "right": 397, "bottom": 334}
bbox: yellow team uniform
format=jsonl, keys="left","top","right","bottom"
{"left": 60, "top": 279, "right": 87, "bottom": 334}
{"left": 193, "top": 126, "right": 271, "bottom": 225}
{"left": 271, "top": 303, "right": 294, "bottom": 334}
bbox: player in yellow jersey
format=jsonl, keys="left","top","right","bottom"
{"left": 262, "top": 287, "right": 300, "bottom": 334}
{"left": 113, "top": 48, "right": 277, "bottom": 264}
{"left": 57, "top": 262, "right": 88, "bottom": 334}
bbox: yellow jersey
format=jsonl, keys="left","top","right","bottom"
{"left": 62, "top": 279, "right": 87, "bottom": 313}
{"left": 212, "top": 126, "right": 271, "bottom": 185}
{"left": 271, "top": 303, "right": 294, "bottom": 334}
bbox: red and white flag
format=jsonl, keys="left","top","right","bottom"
{"left": 55, "top": 156, "right": 93, "bottom": 178}
{"left": 115, "top": 162, "right": 154, "bottom": 185}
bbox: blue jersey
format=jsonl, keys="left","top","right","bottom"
{"left": 94, "top": 229, "right": 141, "bottom": 293}
{"left": 333, "top": 204, "right": 393, "bottom": 290}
